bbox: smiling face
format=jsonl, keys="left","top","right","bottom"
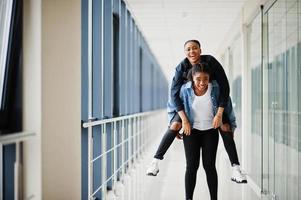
{"left": 184, "top": 41, "right": 201, "bottom": 64}
{"left": 192, "top": 72, "right": 210, "bottom": 94}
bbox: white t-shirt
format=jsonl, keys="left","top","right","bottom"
{"left": 192, "top": 84, "right": 214, "bottom": 131}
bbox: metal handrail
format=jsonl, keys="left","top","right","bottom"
{"left": 82, "top": 110, "right": 156, "bottom": 128}
{"left": 82, "top": 110, "right": 165, "bottom": 200}
{"left": 0, "top": 131, "right": 35, "bottom": 200}
{"left": 0, "top": 131, "right": 35, "bottom": 145}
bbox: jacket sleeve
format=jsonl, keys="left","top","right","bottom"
{"left": 170, "top": 62, "right": 185, "bottom": 112}
{"left": 209, "top": 55, "right": 230, "bottom": 107}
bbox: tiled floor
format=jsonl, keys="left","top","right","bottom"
{"left": 141, "top": 133, "right": 248, "bottom": 200}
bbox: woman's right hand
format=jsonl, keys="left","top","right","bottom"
{"left": 177, "top": 110, "right": 191, "bottom": 135}
{"left": 182, "top": 120, "right": 191, "bottom": 135}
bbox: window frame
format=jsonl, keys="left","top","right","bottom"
{"left": 0, "top": 0, "right": 22, "bottom": 134}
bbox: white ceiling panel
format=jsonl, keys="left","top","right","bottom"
{"left": 125, "top": 0, "right": 248, "bottom": 80}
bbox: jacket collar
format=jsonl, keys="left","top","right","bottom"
{"left": 184, "top": 81, "right": 193, "bottom": 89}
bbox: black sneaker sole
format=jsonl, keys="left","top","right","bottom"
{"left": 231, "top": 178, "right": 247, "bottom": 184}
{"left": 146, "top": 170, "right": 159, "bottom": 176}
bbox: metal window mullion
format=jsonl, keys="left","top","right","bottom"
{"left": 100, "top": 0, "right": 104, "bottom": 118}
{"left": 148, "top": 116, "right": 150, "bottom": 147}
{"left": 121, "top": 119, "right": 125, "bottom": 180}
{"left": 145, "top": 116, "right": 148, "bottom": 148}
{"left": 88, "top": 0, "right": 93, "bottom": 119}
{"left": 136, "top": 117, "right": 139, "bottom": 159}
{"left": 128, "top": 118, "right": 131, "bottom": 169}
{"left": 140, "top": 117, "right": 143, "bottom": 152}
{"left": 113, "top": 121, "right": 117, "bottom": 188}
{"left": 134, "top": 117, "right": 137, "bottom": 200}
{"left": 138, "top": 116, "right": 141, "bottom": 155}
{"left": 144, "top": 116, "right": 147, "bottom": 150}
{"left": 14, "top": 142, "right": 21, "bottom": 200}
{"left": 140, "top": 117, "right": 142, "bottom": 154}
{"left": 87, "top": 0, "right": 93, "bottom": 197}
{"left": 141, "top": 116, "right": 144, "bottom": 153}
{"left": 144, "top": 117, "right": 149, "bottom": 150}
{"left": 149, "top": 116, "right": 151, "bottom": 146}
{"left": 136, "top": 117, "right": 139, "bottom": 158}
{"left": 133, "top": 117, "right": 137, "bottom": 160}
{"left": 141, "top": 116, "right": 144, "bottom": 152}
{"left": 101, "top": 124, "right": 107, "bottom": 200}
{"left": 137, "top": 117, "right": 140, "bottom": 156}
{"left": 139, "top": 117, "right": 142, "bottom": 153}
{"left": 132, "top": 117, "right": 136, "bottom": 163}
{"left": 88, "top": 126, "right": 93, "bottom": 200}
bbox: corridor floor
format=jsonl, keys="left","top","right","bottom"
{"left": 141, "top": 133, "right": 247, "bottom": 200}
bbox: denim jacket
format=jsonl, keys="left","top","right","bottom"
{"left": 170, "top": 56, "right": 230, "bottom": 112}
{"left": 167, "top": 80, "right": 237, "bottom": 132}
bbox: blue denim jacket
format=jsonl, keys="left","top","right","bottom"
{"left": 167, "top": 80, "right": 237, "bottom": 131}
{"left": 170, "top": 56, "right": 230, "bottom": 112}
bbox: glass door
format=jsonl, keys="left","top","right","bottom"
{"left": 264, "top": 0, "right": 300, "bottom": 199}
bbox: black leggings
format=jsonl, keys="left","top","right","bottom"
{"left": 219, "top": 128, "right": 239, "bottom": 166}
{"left": 183, "top": 128, "right": 219, "bottom": 200}
{"left": 154, "top": 126, "right": 240, "bottom": 166}
{"left": 154, "top": 129, "right": 177, "bottom": 160}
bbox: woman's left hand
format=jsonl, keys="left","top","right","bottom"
{"left": 182, "top": 120, "right": 191, "bottom": 135}
{"left": 212, "top": 114, "right": 222, "bottom": 129}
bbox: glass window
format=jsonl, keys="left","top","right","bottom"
{"left": 265, "top": 0, "right": 299, "bottom": 199}
{"left": 0, "top": 0, "right": 13, "bottom": 108}
{"left": 0, "top": 0, "right": 22, "bottom": 134}
{"left": 113, "top": 14, "right": 120, "bottom": 117}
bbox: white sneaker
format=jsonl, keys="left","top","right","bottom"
{"left": 231, "top": 165, "right": 247, "bottom": 183}
{"left": 146, "top": 159, "right": 159, "bottom": 176}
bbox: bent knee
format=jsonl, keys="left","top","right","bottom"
{"left": 170, "top": 122, "right": 182, "bottom": 131}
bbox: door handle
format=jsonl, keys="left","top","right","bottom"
{"left": 271, "top": 101, "right": 278, "bottom": 109}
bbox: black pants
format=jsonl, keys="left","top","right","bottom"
{"left": 154, "top": 122, "right": 240, "bottom": 166}
{"left": 219, "top": 128, "right": 239, "bottom": 166}
{"left": 183, "top": 128, "right": 219, "bottom": 200}
{"left": 154, "top": 113, "right": 181, "bottom": 160}
{"left": 154, "top": 129, "right": 177, "bottom": 160}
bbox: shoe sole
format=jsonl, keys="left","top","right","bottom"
{"left": 146, "top": 170, "right": 159, "bottom": 176}
{"left": 231, "top": 178, "right": 247, "bottom": 184}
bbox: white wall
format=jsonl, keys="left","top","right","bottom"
{"left": 23, "top": 0, "right": 81, "bottom": 199}
{"left": 216, "top": 0, "right": 269, "bottom": 57}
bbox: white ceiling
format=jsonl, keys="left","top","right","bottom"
{"left": 125, "top": 0, "right": 248, "bottom": 81}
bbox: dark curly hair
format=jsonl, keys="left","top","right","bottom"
{"left": 188, "top": 62, "right": 212, "bottom": 82}
{"left": 184, "top": 40, "right": 201, "bottom": 48}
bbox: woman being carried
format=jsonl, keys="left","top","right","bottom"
{"left": 179, "top": 62, "right": 236, "bottom": 200}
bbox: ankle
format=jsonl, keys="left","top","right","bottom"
{"left": 152, "top": 158, "right": 160, "bottom": 164}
